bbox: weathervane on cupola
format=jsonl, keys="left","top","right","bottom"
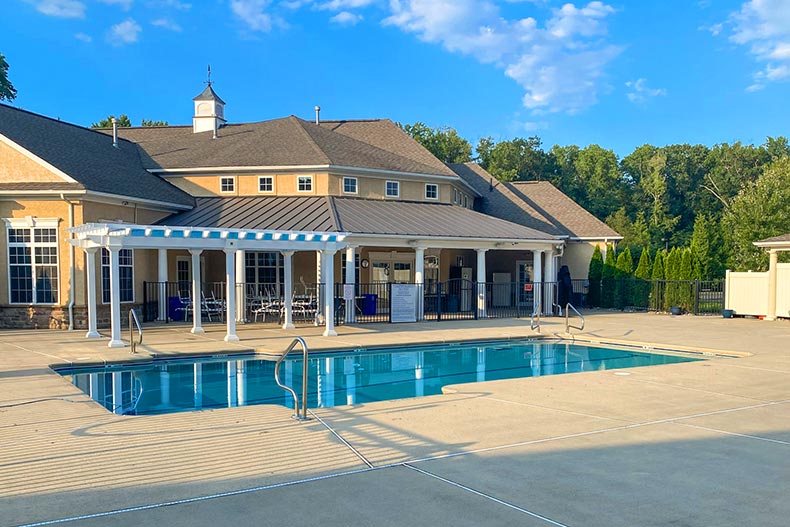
{"left": 192, "top": 64, "right": 226, "bottom": 137}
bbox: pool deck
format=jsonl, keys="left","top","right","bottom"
{"left": 1, "top": 312, "right": 789, "bottom": 527}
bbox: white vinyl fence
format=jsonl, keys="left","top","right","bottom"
{"left": 725, "top": 263, "right": 790, "bottom": 318}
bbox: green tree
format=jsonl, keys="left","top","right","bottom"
{"left": 650, "top": 250, "right": 665, "bottom": 310}
{"left": 633, "top": 248, "right": 652, "bottom": 308}
{"left": 141, "top": 118, "right": 169, "bottom": 127}
{"left": 0, "top": 53, "right": 16, "bottom": 102}
{"left": 764, "top": 136, "right": 790, "bottom": 160}
{"left": 91, "top": 114, "right": 132, "bottom": 128}
{"left": 606, "top": 208, "right": 650, "bottom": 252}
{"left": 690, "top": 214, "right": 726, "bottom": 279}
{"left": 400, "top": 122, "right": 473, "bottom": 163}
{"left": 679, "top": 248, "right": 695, "bottom": 310}
{"left": 587, "top": 245, "right": 603, "bottom": 307}
{"left": 664, "top": 247, "right": 681, "bottom": 309}
{"left": 573, "top": 145, "right": 626, "bottom": 220}
{"left": 723, "top": 156, "right": 790, "bottom": 271}
{"left": 601, "top": 244, "right": 617, "bottom": 308}
{"left": 480, "top": 136, "right": 549, "bottom": 182}
{"left": 615, "top": 247, "right": 634, "bottom": 309}
{"left": 548, "top": 144, "right": 581, "bottom": 201}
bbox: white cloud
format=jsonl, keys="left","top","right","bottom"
{"left": 726, "top": 0, "right": 790, "bottom": 91}
{"left": 317, "top": 0, "right": 374, "bottom": 10}
{"left": 699, "top": 22, "right": 722, "bottom": 36}
{"left": 74, "top": 32, "right": 92, "bottom": 42}
{"left": 330, "top": 10, "right": 362, "bottom": 24}
{"left": 625, "top": 78, "right": 667, "bottom": 103}
{"left": 31, "top": 0, "right": 86, "bottom": 18}
{"left": 280, "top": 0, "right": 307, "bottom": 7}
{"left": 152, "top": 18, "right": 182, "bottom": 31}
{"left": 383, "top": 1, "right": 621, "bottom": 114}
{"left": 107, "top": 18, "right": 142, "bottom": 45}
{"left": 98, "top": 0, "right": 134, "bottom": 9}
{"left": 231, "top": 0, "right": 278, "bottom": 32}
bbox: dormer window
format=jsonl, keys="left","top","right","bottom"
{"left": 220, "top": 176, "right": 235, "bottom": 193}
{"left": 297, "top": 176, "right": 313, "bottom": 192}
{"left": 425, "top": 184, "right": 438, "bottom": 200}
{"left": 385, "top": 181, "right": 399, "bottom": 198}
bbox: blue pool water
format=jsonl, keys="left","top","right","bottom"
{"left": 58, "top": 340, "right": 700, "bottom": 415}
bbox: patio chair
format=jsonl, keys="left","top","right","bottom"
{"left": 201, "top": 292, "right": 224, "bottom": 322}
{"left": 175, "top": 291, "right": 193, "bottom": 321}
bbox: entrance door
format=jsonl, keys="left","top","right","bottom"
{"left": 516, "top": 260, "right": 534, "bottom": 307}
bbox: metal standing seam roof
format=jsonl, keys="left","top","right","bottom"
{"left": 0, "top": 103, "right": 194, "bottom": 208}
{"left": 162, "top": 196, "right": 556, "bottom": 241}
{"left": 448, "top": 162, "right": 621, "bottom": 240}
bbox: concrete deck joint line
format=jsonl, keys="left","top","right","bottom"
{"left": 309, "top": 409, "right": 375, "bottom": 468}
{"left": 404, "top": 464, "right": 571, "bottom": 527}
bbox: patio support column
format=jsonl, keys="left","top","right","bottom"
{"left": 84, "top": 247, "right": 100, "bottom": 338}
{"left": 282, "top": 251, "right": 295, "bottom": 329}
{"left": 235, "top": 250, "right": 245, "bottom": 324}
{"left": 414, "top": 246, "right": 425, "bottom": 321}
{"left": 544, "top": 248, "right": 555, "bottom": 315}
{"left": 224, "top": 248, "right": 239, "bottom": 342}
{"left": 345, "top": 245, "right": 356, "bottom": 323}
{"left": 316, "top": 251, "right": 323, "bottom": 318}
{"left": 189, "top": 249, "right": 204, "bottom": 334}
{"left": 322, "top": 249, "right": 337, "bottom": 336}
{"left": 157, "top": 249, "right": 168, "bottom": 322}
{"left": 476, "top": 248, "right": 488, "bottom": 319}
{"left": 533, "top": 249, "right": 543, "bottom": 315}
{"left": 107, "top": 246, "right": 124, "bottom": 348}
{"left": 767, "top": 249, "right": 779, "bottom": 321}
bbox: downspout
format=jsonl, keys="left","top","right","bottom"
{"left": 61, "top": 193, "right": 75, "bottom": 331}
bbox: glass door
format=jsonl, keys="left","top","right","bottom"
{"left": 516, "top": 260, "right": 534, "bottom": 307}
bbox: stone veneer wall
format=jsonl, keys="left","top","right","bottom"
{"left": 0, "top": 305, "right": 143, "bottom": 330}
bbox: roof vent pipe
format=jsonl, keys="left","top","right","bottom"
{"left": 213, "top": 120, "right": 217, "bottom": 140}
{"left": 314, "top": 105, "right": 320, "bottom": 125}
{"left": 111, "top": 117, "right": 118, "bottom": 148}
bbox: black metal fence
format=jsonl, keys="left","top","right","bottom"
{"left": 585, "top": 278, "right": 725, "bottom": 315}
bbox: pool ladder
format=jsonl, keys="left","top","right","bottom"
{"left": 564, "top": 303, "right": 585, "bottom": 334}
{"left": 274, "top": 337, "right": 310, "bottom": 421}
{"left": 129, "top": 308, "right": 142, "bottom": 354}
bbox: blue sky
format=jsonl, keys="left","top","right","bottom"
{"left": 2, "top": 0, "right": 789, "bottom": 155}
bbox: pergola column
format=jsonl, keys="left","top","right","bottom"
{"left": 157, "top": 249, "right": 168, "bottom": 322}
{"left": 345, "top": 245, "right": 356, "bottom": 323}
{"left": 767, "top": 249, "right": 778, "bottom": 321}
{"left": 544, "top": 248, "right": 555, "bottom": 315}
{"left": 84, "top": 247, "right": 100, "bottom": 338}
{"left": 322, "top": 249, "right": 337, "bottom": 336}
{"left": 316, "top": 251, "right": 323, "bottom": 318}
{"left": 414, "top": 246, "right": 425, "bottom": 321}
{"left": 282, "top": 250, "right": 295, "bottom": 329}
{"left": 189, "top": 249, "right": 204, "bottom": 334}
{"left": 107, "top": 246, "right": 124, "bottom": 348}
{"left": 476, "top": 248, "right": 488, "bottom": 319}
{"left": 224, "top": 248, "right": 239, "bottom": 342}
{"left": 533, "top": 249, "right": 543, "bottom": 314}
{"left": 235, "top": 249, "right": 246, "bottom": 324}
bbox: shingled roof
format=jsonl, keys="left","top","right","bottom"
{"left": 163, "top": 196, "right": 555, "bottom": 241}
{"left": 448, "top": 162, "right": 620, "bottom": 240}
{"left": 112, "top": 117, "right": 459, "bottom": 178}
{"left": 0, "top": 103, "right": 194, "bottom": 208}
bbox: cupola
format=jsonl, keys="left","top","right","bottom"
{"left": 192, "top": 80, "right": 226, "bottom": 134}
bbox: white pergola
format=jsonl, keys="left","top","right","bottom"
{"left": 754, "top": 235, "right": 790, "bottom": 321}
{"left": 68, "top": 223, "right": 348, "bottom": 347}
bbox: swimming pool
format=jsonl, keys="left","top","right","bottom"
{"left": 58, "top": 340, "right": 700, "bottom": 415}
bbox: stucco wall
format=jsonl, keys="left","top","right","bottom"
{"left": 0, "top": 141, "right": 64, "bottom": 182}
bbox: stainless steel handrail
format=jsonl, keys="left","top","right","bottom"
{"left": 129, "top": 308, "right": 143, "bottom": 354}
{"left": 565, "top": 303, "right": 585, "bottom": 333}
{"left": 274, "top": 336, "right": 310, "bottom": 421}
{"left": 530, "top": 303, "right": 541, "bottom": 333}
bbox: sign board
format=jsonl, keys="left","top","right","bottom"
{"left": 343, "top": 284, "right": 355, "bottom": 301}
{"left": 524, "top": 284, "right": 533, "bottom": 292}
{"left": 390, "top": 283, "right": 417, "bottom": 323}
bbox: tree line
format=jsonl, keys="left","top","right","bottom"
{"left": 400, "top": 122, "right": 790, "bottom": 273}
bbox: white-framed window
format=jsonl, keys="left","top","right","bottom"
{"left": 343, "top": 177, "right": 358, "bottom": 194}
{"left": 297, "top": 176, "right": 313, "bottom": 192}
{"left": 220, "top": 176, "right": 235, "bottom": 193}
{"left": 101, "top": 248, "right": 134, "bottom": 304}
{"left": 5, "top": 219, "right": 59, "bottom": 304}
{"left": 385, "top": 180, "right": 399, "bottom": 198}
{"left": 464, "top": 194, "right": 469, "bottom": 208}
{"left": 258, "top": 176, "right": 274, "bottom": 193}
{"left": 425, "top": 184, "right": 438, "bottom": 200}
{"left": 453, "top": 188, "right": 458, "bottom": 204}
